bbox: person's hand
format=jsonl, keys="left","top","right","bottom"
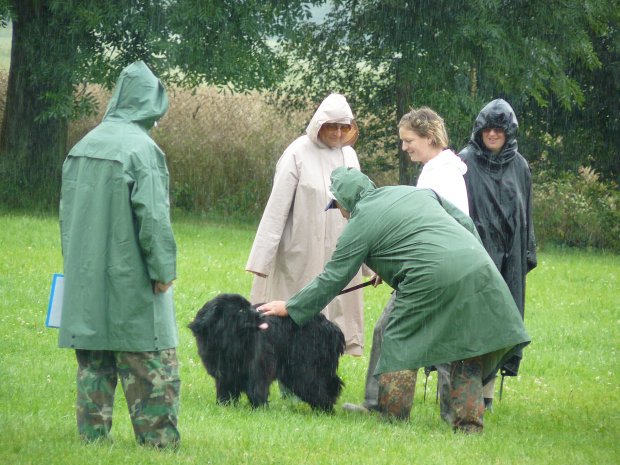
{"left": 257, "top": 301, "right": 288, "bottom": 317}
{"left": 371, "top": 274, "right": 382, "bottom": 287}
{"left": 153, "top": 281, "right": 173, "bottom": 294}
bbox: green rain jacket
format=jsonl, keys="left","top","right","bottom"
{"left": 59, "top": 61, "right": 178, "bottom": 352}
{"left": 287, "top": 167, "right": 530, "bottom": 381}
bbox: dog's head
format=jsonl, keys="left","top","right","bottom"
{"left": 189, "top": 293, "right": 273, "bottom": 376}
{"left": 188, "top": 293, "right": 269, "bottom": 340}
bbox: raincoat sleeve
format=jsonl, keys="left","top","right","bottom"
{"left": 525, "top": 170, "right": 537, "bottom": 272}
{"left": 130, "top": 155, "right": 177, "bottom": 284}
{"left": 245, "top": 151, "right": 298, "bottom": 276}
{"left": 286, "top": 221, "right": 370, "bottom": 326}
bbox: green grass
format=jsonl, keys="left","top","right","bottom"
{"left": 0, "top": 212, "right": 618, "bottom": 465}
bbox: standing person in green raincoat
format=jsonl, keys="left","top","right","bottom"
{"left": 259, "top": 167, "right": 530, "bottom": 433}
{"left": 59, "top": 61, "right": 180, "bottom": 448}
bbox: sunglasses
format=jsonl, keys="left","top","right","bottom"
{"left": 323, "top": 123, "right": 353, "bottom": 133}
{"left": 482, "top": 127, "right": 505, "bottom": 134}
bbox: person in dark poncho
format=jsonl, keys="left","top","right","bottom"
{"left": 459, "top": 99, "right": 537, "bottom": 410}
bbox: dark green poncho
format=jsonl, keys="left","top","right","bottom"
{"left": 287, "top": 167, "right": 530, "bottom": 381}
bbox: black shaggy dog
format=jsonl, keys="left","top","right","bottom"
{"left": 188, "top": 293, "right": 345, "bottom": 412}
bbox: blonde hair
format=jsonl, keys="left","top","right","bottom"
{"left": 398, "top": 107, "right": 449, "bottom": 149}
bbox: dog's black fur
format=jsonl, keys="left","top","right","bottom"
{"left": 188, "top": 293, "right": 345, "bottom": 412}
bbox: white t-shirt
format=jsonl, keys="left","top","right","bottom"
{"left": 417, "top": 149, "right": 469, "bottom": 215}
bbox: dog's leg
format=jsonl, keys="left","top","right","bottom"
{"left": 216, "top": 378, "right": 241, "bottom": 405}
{"left": 246, "top": 378, "right": 271, "bottom": 408}
{"left": 284, "top": 353, "right": 344, "bottom": 413}
{"left": 246, "top": 389, "right": 269, "bottom": 408}
{"left": 244, "top": 338, "right": 276, "bottom": 409}
{"left": 300, "top": 381, "right": 341, "bottom": 413}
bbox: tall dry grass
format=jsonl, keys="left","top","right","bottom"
{"left": 68, "top": 85, "right": 312, "bottom": 219}
{"left": 2, "top": 71, "right": 618, "bottom": 250}
{"left": 68, "top": 85, "right": 400, "bottom": 219}
{"left": 0, "top": 67, "right": 397, "bottom": 218}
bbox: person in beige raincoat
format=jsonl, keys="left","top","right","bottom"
{"left": 246, "top": 93, "right": 365, "bottom": 356}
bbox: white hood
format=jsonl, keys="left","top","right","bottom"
{"left": 305, "top": 93, "right": 359, "bottom": 147}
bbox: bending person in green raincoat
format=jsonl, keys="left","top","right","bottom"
{"left": 259, "top": 167, "right": 530, "bottom": 433}
{"left": 59, "top": 61, "right": 180, "bottom": 448}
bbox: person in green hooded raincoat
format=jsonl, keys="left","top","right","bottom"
{"left": 259, "top": 167, "right": 530, "bottom": 432}
{"left": 59, "top": 61, "right": 180, "bottom": 448}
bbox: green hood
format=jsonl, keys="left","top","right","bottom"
{"left": 329, "top": 167, "right": 376, "bottom": 213}
{"left": 103, "top": 61, "right": 168, "bottom": 130}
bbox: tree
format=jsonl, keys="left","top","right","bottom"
{"left": 523, "top": 21, "right": 620, "bottom": 181}
{"left": 277, "top": 0, "right": 619, "bottom": 184}
{"left": 0, "top": 0, "right": 319, "bottom": 208}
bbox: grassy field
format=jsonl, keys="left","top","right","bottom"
{"left": 0, "top": 212, "right": 618, "bottom": 465}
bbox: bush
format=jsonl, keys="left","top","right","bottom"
{"left": 532, "top": 165, "right": 620, "bottom": 252}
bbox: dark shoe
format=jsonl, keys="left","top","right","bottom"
{"left": 484, "top": 397, "right": 493, "bottom": 411}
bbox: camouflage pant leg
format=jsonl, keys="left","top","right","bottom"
{"left": 449, "top": 356, "right": 484, "bottom": 433}
{"left": 377, "top": 369, "right": 417, "bottom": 421}
{"left": 75, "top": 350, "right": 118, "bottom": 442}
{"left": 116, "top": 349, "right": 181, "bottom": 448}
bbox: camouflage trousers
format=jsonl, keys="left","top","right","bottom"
{"left": 75, "top": 348, "right": 181, "bottom": 448}
{"left": 378, "top": 356, "right": 484, "bottom": 433}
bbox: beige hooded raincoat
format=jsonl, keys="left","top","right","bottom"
{"left": 246, "top": 93, "right": 364, "bottom": 355}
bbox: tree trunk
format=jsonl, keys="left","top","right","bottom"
{"left": 0, "top": 1, "right": 74, "bottom": 209}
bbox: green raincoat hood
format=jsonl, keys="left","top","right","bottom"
{"left": 103, "top": 60, "right": 169, "bottom": 129}
{"left": 329, "top": 167, "right": 376, "bottom": 214}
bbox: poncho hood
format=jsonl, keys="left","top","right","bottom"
{"left": 306, "top": 93, "right": 359, "bottom": 147}
{"left": 469, "top": 98, "right": 518, "bottom": 164}
{"left": 103, "top": 60, "right": 169, "bottom": 130}
{"left": 329, "top": 166, "right": 376, "bottom": 213}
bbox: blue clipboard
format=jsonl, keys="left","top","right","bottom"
{"left": 46, "top": 273, "right": 64, "bottom": 328}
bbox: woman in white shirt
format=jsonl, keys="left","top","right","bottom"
{"left": 399, "top": 107, "right": 469, "bottom": 215}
